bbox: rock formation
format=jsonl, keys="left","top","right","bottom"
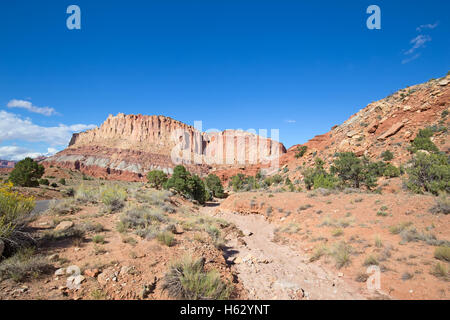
{"left": 44, "top": 114, "right": 286, "bottom": 180}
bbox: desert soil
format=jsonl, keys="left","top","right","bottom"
{"left": 202, "top": 205, "right": 367, "bottom": 299}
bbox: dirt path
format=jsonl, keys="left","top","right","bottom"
{"left": 202, "top": 206, "right": 366, "bottom": 300}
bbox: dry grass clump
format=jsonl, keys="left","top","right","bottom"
{"left": 430, "top": 262, "right": 449, "bottom": 280}
{"left": 320, "top": 215, "right": 354, "bottom": 228}
{"left": 330, "top": 241, "right": 352, "bottom": 269}
{"left": 276, "top": 223, "right": 300, "bottom": 234}
{"left": 136, "top": 189, "right": 172, "bottom": 206}
{"left": 156, "top": 231, "right": 175, "bottom": 247}
{"left": 47, "top": 199, "right": 80, "bottom": 216}
{"left": 162, "top": 255, "right": 232, "bottom": 299}
{"left": 100, "top": 185, "right": 127, "bottom": 213}
{"left": 389, "top": 222, "right": 413, "bottom": 234}
{"left": 309, "top": 244, "right": 329, "bottom": 262}
{"left": 0, "top": 247, "right": 52, "bottom": 282}
{"left": 434, "top": 246, "right": 450, "bottom": 262}
{"left": 75, "top": 184, "right": 98, "bottom": 204}
{"left": 429, "top": 193, "right": 450, "bottom": 215}
{"left": 363, "top": 255, "right": 379, "bottom": 266}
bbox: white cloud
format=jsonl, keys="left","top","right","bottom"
{"left": 402, "top": 53, "right": 421, "bottom": 64}
{"left": 7, "top": 99, "right": 57, "bottom": 116}
{"left": 0, "top": 146, "right": 59, "bottom": 161}
{"left": 0, "top": 110, "right": 97, "bottom": 146}
{"left": 416, "top": 22, "right": 439, "bottom": 32}
{"left": 405, "top": 35, "right": 431, "bottom": 55}
{"left": 285, "top": 119, "right": 296, "bottom": 123}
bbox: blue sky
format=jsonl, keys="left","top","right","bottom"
{"left": 0, "top": 0, "right": 449, "bottom": 160}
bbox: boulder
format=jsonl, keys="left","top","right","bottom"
{"left": 438, "top": 79, "right": 448, "bottom": 86}
{"left": 55, "top": 221, "right": 74, "bottom": 232}
{"left": 377, "top": 122, "right": 404, "bottom": 141}
{"left": 367, "top": 121, "right": 379, "bottom": 134}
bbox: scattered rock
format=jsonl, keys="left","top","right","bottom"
{"left": 234, "top": 256, "right": 243, "bottom": 264}
{"left": 66, "top": 265, "right": 81, "bottom": 276}
{"left": 120, "top": 266, "right": 131, "bottom": 275}
{"left": 71, "top": 275, "right": 85, "bottom": 286}
{"left": 242, "top": 230, "right": 253, "bottom": 237}
{"left": 438, "top": 79, "right": 448, "bottom": 86}
{"left": 367, "top": 121, "right": 379, "bottom": 134}
{"left": 0, "top": 239, "right": 4, "bottom": 257}
{"left": 54, "top": 268, "right": 66, "bottom": 276}
{"left": 54, "top": 221, "right": 74, "bottom": 232}
{"left": 346, "top": 130, "right": 358, "bottom": 138}
{"left": 84, "top": 268, "right": 100, "bottom": 278}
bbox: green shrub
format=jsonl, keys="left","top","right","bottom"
{"left": 50, "top": 182, "right": 58, "bottom": 188}
{"left": 381, "top": 150, "right": 394, "bottom": 161}
{"left": 230, "top": 174, "right": 260, "bottom": 191}
{"left": 162, "top": 255, "right": 231, "bottom": 299}
{"left": 205, "top": 174, "right": 225, "bottom": 198}
{"left": 38, "top": 179, "right": 49, "bottom": 186}
{"left": 92, "top": 234, "right": 105, "bottom": 244}
{"left": 58, "top": 178, "right": 66, "bottom": 186}
{"left": 383, "top": 163, "right": 401, "bottom": 178}
{"left": 295, "top": 146, "right": 308, "bottom": 158}
{"left": 9, "top": 157, "right": 44, "bottom": 187}
{"left": 408, "top": 128, "right": 439, "bottom": 153}
{"left": 147, "top": 170, "right": 168, "bottom": 189}
{"left": 406, "top": 152, "right": 450, "bottom": 195}
{"left": 312, "top": 173, "right": 338, "bottom": 189}
{"left": 302, "top": 158, "right": 337, "bottom": 190}
{"left": 331, "top": 152, "right": 377, "bottom": 189}
{"left": 165, "top": 166, "right": 207, "bottom": 204}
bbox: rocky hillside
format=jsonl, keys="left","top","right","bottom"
{"left": 214, "top": 73, "right": 449, "bottom": 183}
{"left": 44, "top": 113, "right": 286, "bottom": 180}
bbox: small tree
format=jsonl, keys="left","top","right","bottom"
{"left": 205, "top": 174, "right": 225, "bottom": 198}
{"left": 295, "top": 146, "right": 308, "bottom": 158}
{"left": 58, "top": 178, "right": 66, "bottom": 186}
{"left": 406, "top": 152, "right": 450, "bottom": 195}
{"left": 408, "top": 128, "right": 439, "bottom": 153}
{"left": 302, "top": 157, "right": 337, "bottom": 190}
{"left": 147, "top": 170, "right": 168, "bottom": 189}
{"left": 39, "top": 178, "right": 50, "bottom": 186}
{"left": 9, "top": 157, "right": 44, "bottom": 187}
{"left": 381, "top": 150, "right": 394, "bottom": 161}
{"left": 164, "top": 165, "right": 208, "bottom": 204}
{"left": 165, "top": 165, "right": 191, "bottom": 195}
{"left": 331, "top": 152, "right": 376, "bottom": 189}
{"left": 187, "top": 175, "right": 208, "bottom": 204}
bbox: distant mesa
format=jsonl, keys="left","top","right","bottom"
{"left": 44, "top": 113, "right": 286, "bottom": 181}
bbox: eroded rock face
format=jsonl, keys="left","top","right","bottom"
{"left": 45, "top": 114, "right": 286, "bottom": 180}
